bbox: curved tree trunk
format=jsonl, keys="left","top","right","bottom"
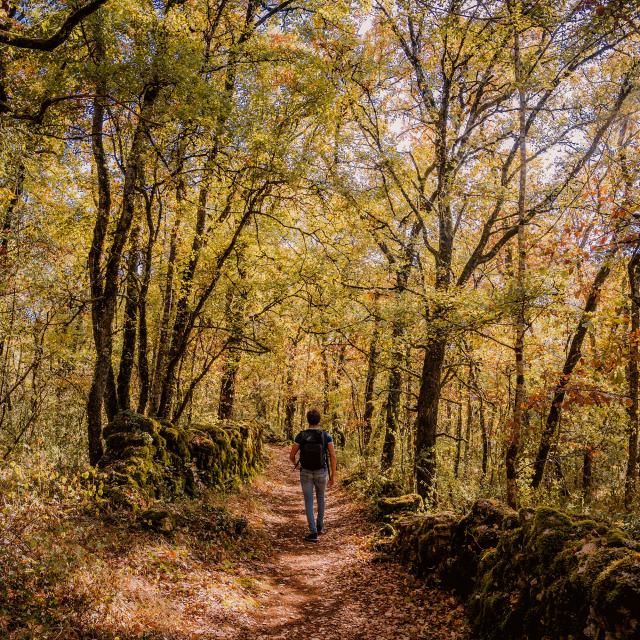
{"left": 531, "top": 259, "right": 614, "bottom": 489}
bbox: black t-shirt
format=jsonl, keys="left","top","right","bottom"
{"left": 294, "top": 428, "right": 333, "bottom": 468}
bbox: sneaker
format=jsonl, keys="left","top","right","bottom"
{"left": 304, "top": 532, "right": 319, "bottom": 543}
{"left": 317, "top": 526, "right": 325, "bottom": 535}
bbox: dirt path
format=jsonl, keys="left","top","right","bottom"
{"left": 218, "top": 445, "right": 472, "bottom": 640}
{"left": 65, "top": 445, "right": 472, "bottom": 639}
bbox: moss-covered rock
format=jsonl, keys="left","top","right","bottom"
{"left": 447, "top": 499, "right": 517, "bottom": 596}
{"left": 140, "top": 507, "right": 175, "bottom": 534}
{"left": 377, "top": 476, "right": 403, "bottom": 498}
{"left": 393, "top": 512, "right": 457, "bottom": 580}
{"left": 378, "top": 493, "right": 423, "bottom": 519}
{"left": 98, "top": 411, "right": 263, "bottom": 511}
{"left": 590, "top": 552, "right": 640, "bottom": 638}
{"left": 390, "top": 499, "right": 640, "bottom": 639}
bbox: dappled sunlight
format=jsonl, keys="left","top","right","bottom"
{"left": 3, "top": 0, "right": 639, "bottom": 637}
{"left": 42, "top": 445, "right": 470, "bottom": 640}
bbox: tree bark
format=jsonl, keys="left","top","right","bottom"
{"left": 116, "top": 221, "right": 141, "bottom": 410}
{"left": 321, "top": 345, "right": 330, "bottom": 416}
{"left": 381, "top": 365, "right": 400, "bottom": 472}
{"left": 480, "top": 396, "right": 488, "bottom": 477}
{"left": 0, "top": 161, "right": 23, "bottom": 266}
{"left": 413, "top": 62, "right": 454, "bottom": 499}
{"left": 415, "top": 336, "right": 447, "bottom": 501}
{"left": 463, "top": 370, "right": 473, "bottom": 479}
{"left": 330, "top": 344, "right": 347, "bottom": 447}
{"left": 86, "top": 54, "right": 111, "bottom": 465}
{"left": 136, "top": 191, "right": 157, "bottom": 414}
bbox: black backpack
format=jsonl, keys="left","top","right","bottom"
{"left": 298, "top": 429, "right": 328, "bottom": 471}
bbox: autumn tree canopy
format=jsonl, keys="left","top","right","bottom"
{"left": 1, "top": 0, "right": 640, "bottom": 513}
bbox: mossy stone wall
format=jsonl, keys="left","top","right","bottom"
{"left": 98, "top": 411, "right": 263, "bottom": 510}
{"left": 391, "top": 499, "right": 640, "bottom": 639}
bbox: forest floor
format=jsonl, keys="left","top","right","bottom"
{"left": 2, "top": 446, "right": 472, "bottom": 639}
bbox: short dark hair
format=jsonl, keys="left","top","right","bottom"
{"left": 306, "top": 408, "right": 321, "bottom": 426}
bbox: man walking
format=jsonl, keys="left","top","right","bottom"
{"left": 289, "top": 408, "right": 337, "bottom": 543}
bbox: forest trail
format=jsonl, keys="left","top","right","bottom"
{"left": 206, "top": 445, "right": 472, "bottom": 640}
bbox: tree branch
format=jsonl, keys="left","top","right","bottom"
{"left": 0, "top": 0, "right": 108, "bottom": 51}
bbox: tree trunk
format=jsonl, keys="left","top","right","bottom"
{"left": 625, "top": 252, "right": 640, "bottom": 510}
{"left": 0, "top": 161, "right": 24, "bottom": 361}
{"left": 454, "top": 387, "right": 463, "bottom": 479}
{"left": 284, "top": 390, "right": 297, "bottom": 441}
{"left": 480, "top": 396, "right": 488, "bottom": 477}
{"left": 218, "top": 277, "right": 247, "bottom": 421}
{"left": 362, "top": 313, "right": 379, "bottom": 453}
{"left": 217, "top": 345, "right": 241, "bottom": 421}
{"left": 381, "top": 365, "right": 400, "bottom": 472}
{"left": 104, "top": 365, "right": 118, "bottom": 422}
{"left": 284, "top": 342, "right": 297, "bottom": 441}
{"left": 86, "top": 57, "right": 111, "bottom": 465}
{"left": 414, "top": 336, "right": 447, "bottom": 501}
{"left": 86, "top": 80, "right": 159, "bottom": 464}
{"left": 321, "top": 345, "right": 330, "bottom": 415}
{"left": 506, "top": 21, "right": 528, "bottom": 508}
{"left": 149, "top": 194, "right": 182, "bottom": 415}
{"left": 380, "top": 232, "right": 418, "bottom": 471}
{"left": 531, "top": 259, "right": 614, "bottom": 489}
{"left": 414, "top": 103, "right": 454, "bottom": 499}
{"left": 116, "top": 221, "right": 141, "bottom": 410}
{"left": 136, "top": 192, "right": 157, "bottom": 414}
{"left": 463, "top": 374, "right": 473, "bottom": 479}
{"left": 0, "top": 161, "right": 23, "bottom": 266}
{"left": 330, "top": 344, "right": 346, "bottom": 447}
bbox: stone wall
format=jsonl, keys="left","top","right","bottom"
{"left": 97, "top": 411, "right": 263, "bottom": 510}
{"left": 391, "top": 499, "right": 640, "bottom": 639}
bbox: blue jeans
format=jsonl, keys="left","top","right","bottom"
{"left": 300, "top": 467, "right": 327, "bottom": 534}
